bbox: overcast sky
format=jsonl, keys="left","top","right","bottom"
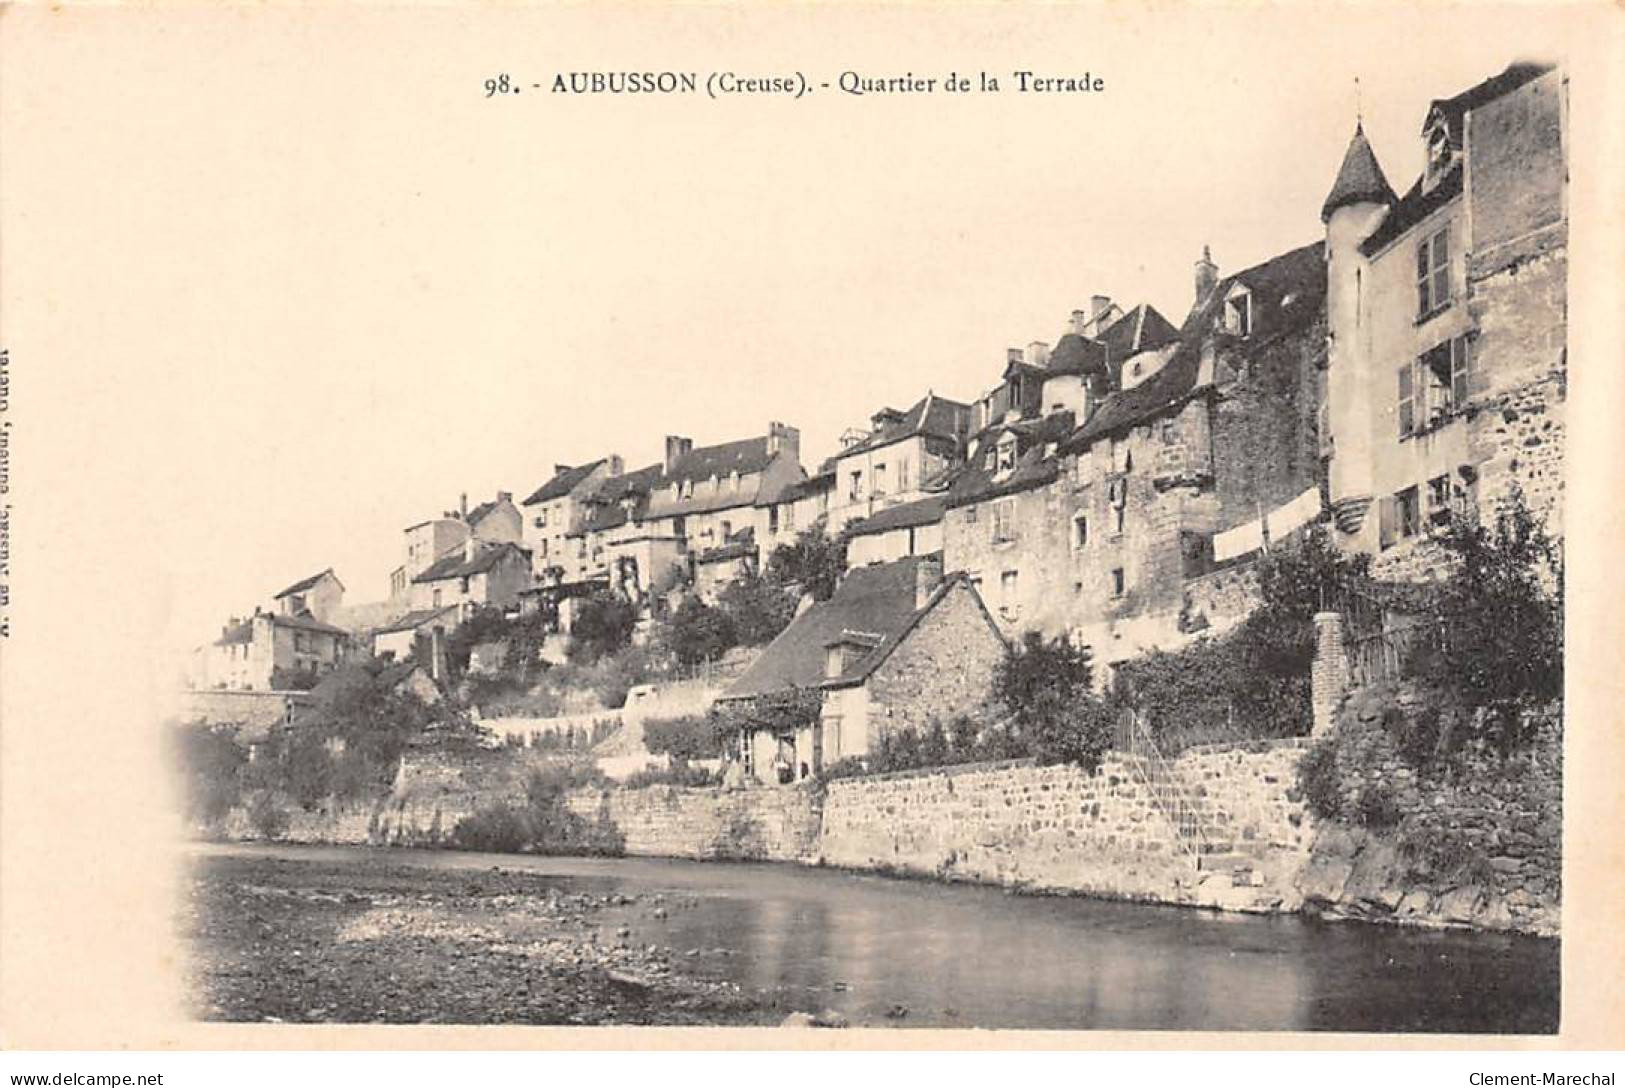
{"left": 1, "top": 5, "right": 1588, "bottom": 664}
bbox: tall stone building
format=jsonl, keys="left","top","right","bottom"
{"left": 1321, "top": 62, "right": 1566, "bottom": 575}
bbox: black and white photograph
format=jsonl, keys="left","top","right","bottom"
{"left": 0, "top": 0, "right": 1620, "bottom": 1069}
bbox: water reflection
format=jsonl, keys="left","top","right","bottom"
{"left": 196, "top": 844, "right": 1558, "bottom": 1033}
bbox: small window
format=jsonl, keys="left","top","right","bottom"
{"left": 897, "top": 459, "right": 911, "bottom": 492}
{"left": 1449, "top": 336, "right": 1471, "bottom": 409}
{"left": 1417, "top": 227, "right": 1451, "bottom": 317}
{"left": 849, "top": 471, "right": 862, "bottom": 502}
{"left": 1383, "top": 486, "right": 1421, "bottom": 546}
{"left": 996, "top": 438, "right": 1017, "bottom": 472}
{"left": 1111, "top": 568, "right": 1125, "bottom": 597}
{"left": 965, "top": 505, "right": 978, "bottom": 525}
{"left": 990, "top": 499, "right": 1017, "bottom": 543}
{"left": 1000, "top": 570, "right": 1020, "bottom": 618}
{"left": 1071, "top": 513, "right": 1089, "bottom": 550}
{"left": 1225, "top": 291, "right": 1253, "bottom": 336}
{"left": 533, "top": 516, "right": 546, "bottom": 529}
{"left": 1427, "top": 474, "right": 1452, "bottom": 526}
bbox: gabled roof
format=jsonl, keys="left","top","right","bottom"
{"left": 833, "top": 393, "right": 971, "bottom": 460}
{"left": 1358, "top": 165, "right": 1463, "bottom": 257}
{"left": 944, "top": 411, "right": 1075, "bottom": 508}
{"left": 1097, "top": 304, "right": 1181, "bottom": 361}
{"left": 722, "top": 556, "right": 967, "bottom": 700}
{"left": 662, "top": 436, "right": 776, "bottom": 486}
{"left": 412, "top": 541, "right": 528, "bottom": 584}
{"left": 1424, "top": 61, "right": 1554, "bottom": 143}
{"left": 466, "top": 496, "right": 513, "bottom": 526}
{"left": 522, "top": 460, "right": 607, "bottom": 506}
{"left": 1321, "top": 122, "right": 1397, "bottom": 222}
{"left": 844, "top": 495, "right": 946, "bottom": 538}
{"left": 373, "top": 606, "right": 457, "bottom": 635}
{"left": 1065, "top": 240, "right": 1326, "bottom": 452}
{"left": 1045, "top": 333, "right": 1109, "bottom": 378}
{"left": 567, "top": 463, "right": 663, "bottom": 536}
{"left": 214, "top": 611, "right": 350, "bottom": 647}
{"left": 273, "top": 568, "right": 342, "bottom": 600}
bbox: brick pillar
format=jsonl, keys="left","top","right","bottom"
{"left": 1311, "top": 611, "right": 1350, "bottom": 737}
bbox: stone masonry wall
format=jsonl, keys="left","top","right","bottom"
{"left": 818, "top": 743, "right": 1314, "bottom": 911}
{"left": 565, "top": 784, "right": 823, "bottom": 861}
{"left": 863, "top": 581, "right": 1006, "bottom": 741}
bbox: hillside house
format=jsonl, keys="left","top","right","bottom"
{"left": 409, "top": 539, "right": 533, "bottom": 618}
{"left": 271, "top": 568, "right": 344, "bottom": 625}
{"left": 201, "top": 610, "right": 351, "bottom": 691}
{"left": 521, "top": 457, "right": 622, "bottom": 580}
{"left": 844, "top": 494, "right": 946, "bottom": 567}
{"left": 825, "top": 394, "right": 971, "bottom": 533}
{"left": 718, "top": 555, "right": 1006, "bottom": 784}
{"left": 1319, "top": 62, "right": 1566, "bottom": 577}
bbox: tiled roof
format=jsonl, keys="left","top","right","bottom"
{"left": 412, "top": 541, "right": 528, "bottom": 584}
{"left": 522, "top": 460, "right": 607, "bottom": 506}
{"left": 1066, "top": 240, "right": 1326, "bottom": 452}
{"left": 944, "top": 411, "right": 1075, "bottom": 508}
{"left": 373, "top": 606, "right": 457, "bottom": 635}
{"left": 845, "top": 495, "right": 946, "bottom": 538}
{"left": 466, "top": 497, "right": 510, "bottom": 526}
{"left": 834, "top": 393, "right": 971, "bottom": 460}
{"left": 1321, "top": 123, "right": 1397, "bottom": 222}
{"left": 567, "top": 463, "right": 663, "bottom": 536}
{"left": 273, "top": 568, "right": 340, "bottom": 600}
{"left": 1358, "top": 166, "right": 1463, "bottom": 257}
{"left": 721, "top": 556, "right": 953, "bottom": 699}
{"left": 776, "top": 474, "right": 835, "bottom": 505}
{"left": 1045, "top": 333, "right": 1109, "bottom": 378}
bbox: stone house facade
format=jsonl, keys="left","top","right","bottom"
{"left": 201, "top": 611, "right": 350, "bottom": 691}
{"left": 1320, "top": 62, "right": 1566, "bottom": 576}
{"left": 521, "top": 458, "right": 622, "bottom": 580}
{"left": 408, "top": 539, "right": 533, "bottom": 618}
{"left": 271, "top": 568, "right": 344, "bottom": 625}
{"left": 825, "top": 394, "right": 971, "bottom": 533}
{"left": 720, "top": 555, "right": 1006, "bottom": 784}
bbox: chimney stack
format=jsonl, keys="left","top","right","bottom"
{"left": 1070, "top": 309, "right": 1091, "bottom": 336}
{"left": 664, "top": 435, "right": 694, "bottom": 473}
{"left": 1091, "top": 295, "right": 1113, "bottom": 320}
{"left": 606, "top": 454, "right": 625, "bottom": 476}
{"left": 1195, "top": 245, "right": 1218, "bottom": 304}
{"left": 915, "top": 554, "right": 944, "bottom": 611}
{"left": 497, "top": 490, "right": 512, "bottom": 504}
{"left": 1026, "top": 341, "right": 1050, "bottom": 367}
{"left": 460, "top": 492, "right": 468, "bottom": 519}
{"left": 1007, "top": 347, "right": 1024, "bottom": 366}
{"left": 767, "top": 421, "right": 801, "bottom": 461}
{"left": 464, "top": 536, "right": 477, "bottom": 563}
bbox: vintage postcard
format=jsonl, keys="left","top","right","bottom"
{"left": 0, "top": 0, "right": 1621, "bottom": 1058}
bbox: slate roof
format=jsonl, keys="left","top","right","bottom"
{"left": 942, "top": 410, "right": 1075, "bottom": 508}
{"left": 567, "top": 463, "right": 663, "bottom": 535}
{"left": 1064, "top": 240, "right": 1326, "bottom": 452}
{"left": 662, "top": 437, "right": 776, "bottom": 486}
{"left": 844, "top": 495, "right": 946, "bottom": 538}
{"left": 412, "top": 541, "right": 528, "bottom": 584}
{"left": 1321, "top": 123, "right": 1397, "bottom": 222}
{"left": 522, "top": 460, "right": 607, "bottom": 506}
{"left": 1097, "top": 304, "right": 1182, "bottom": 361}
{"left": 215, "top": 611, "right": 350, "bottom": 646}
{"left": 1045, "top": 333, "right": 1109, "bottom": 378}
{"left": 1425, "top": 61, "right": 1553, "bottom": 142}
{"left": 833, "top": 393, "right": 971, "bottom": 460}
{"left": 776, "top": 473, "right": 835, "bottom": 505}
{"left": 373, "top": 606, "right": 457, "bottom": 635}
{"left": 466, "top": 497, "right": 509, "bottom": 526}
{"left": 273, "top": 568, "right": 341, "bottom": 600}
{"left": 698, "top": 526, "right": 757, "bottom": 564}
{"left": 1358, "top": 165, "right": 1463, "bottom": 257}
{"left": 721, "top": 556, "right": 971, "bottom": 699}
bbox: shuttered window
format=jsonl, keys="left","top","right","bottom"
{"left": 1397, "top": 364, "right": 1415, "bottom": 437}
{"left": 1417, "top": 226, "right": 1451, "bottom": 317}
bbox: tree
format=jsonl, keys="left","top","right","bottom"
{"left": 667, "top": 597, "right": 737, "bottom": 666}
{"left": 716, "top": 572, "right": 797, "bottom": 646}
{"left": 995, "top": 632, "right": 1118, "bottom": 772}
{"left": 568, "top": 590, "right": 637, "bottom": 663}
{"left": 767, "top": 522, "right": 847, "bottom": 601}
{"left": 1424, "top": 489, "right": 1563, "bottom": 755}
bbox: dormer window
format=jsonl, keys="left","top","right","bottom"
{"left": 1425, "top": 121, "right": 1453, "bottom": 187}
{"left": 995, "top": 435, "right": 1017, "bottom": 473}
{"left": 1224, "top": 287, "right": 1253, "bottom": 337}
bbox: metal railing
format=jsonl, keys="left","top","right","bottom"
{"left": 1114, "top": 709, "right": 1211, "bottom": 857}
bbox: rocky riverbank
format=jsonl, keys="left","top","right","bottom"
{"left": 183, "top": 853, "right": 782, "bottom": 1025}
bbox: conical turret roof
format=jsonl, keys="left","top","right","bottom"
{"left": 1320, "top": 123, "right": 1395, "bottom": 222}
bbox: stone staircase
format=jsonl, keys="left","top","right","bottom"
{"left": 1116, "top": 712, "right": 1258, "bottom": 888}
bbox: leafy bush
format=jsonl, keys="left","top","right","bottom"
{"left": 766, "top": 522, "right": 847, "bottom": 601}
{"left": 716, "top": 573, "right": 797, "bottom": 646}
{"left": 1422, "top": 490, "right": 1563, "bottom": 757}
{"left": 270, "top": 665, "right": 320, "bottom": 691}
{"left": 622, "top": 762, "right": 720, "bottom": 790}
{"left": 173, "top": 723, "right": 245, "bottom": 825}
{"left": 642, "top": 713, "right": 731, "bottom": 763}
{"left": 568, "top": 591, "right": 638, "bottom": 664}
{"left": 666, "top": 598, "right": 738, "bottom": 667}
{"left": 247, "top": 791, "right": 290, "bottom": 841}
{"left": 1298, "top": 734, "right": 1341, "bottom": 819}
{"left": 995, "top": 632, "right": 1118, "bottom": 772}
{"left": 450, "top": 763, "right": 625, "bottom": 856}
{"left": 449, "top": 803, "right": 531, "bottom": 853}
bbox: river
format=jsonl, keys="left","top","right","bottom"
{"left": 190, "top": 843, "right": 1559, "bottom": 1033}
